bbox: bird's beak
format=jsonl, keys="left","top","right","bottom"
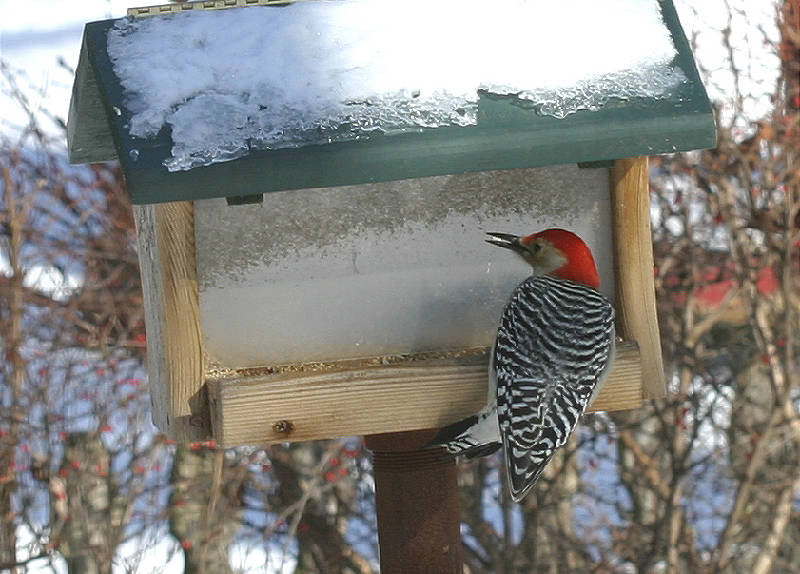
{"left": 485, "top": 232, "right": 527, "bottom": 255}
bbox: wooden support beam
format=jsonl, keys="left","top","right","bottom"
{"left": 134, "top": 201, "right": 208, "bottom": 440}
{"left": 365, "top": 430, "right": 463, "bottom": 574}
{"left": 610, "top": 157, "right": 666, "bottom": 399}
{"left": 208, "top": 342, "right": 641, "bottom": 447}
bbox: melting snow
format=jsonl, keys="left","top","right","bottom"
{"left": 106, "top": 0, "right": 685, "bottom": 171}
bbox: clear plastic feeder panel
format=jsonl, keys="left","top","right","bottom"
{"left": 195, "top": 164, "right": 614, "bottom": 369}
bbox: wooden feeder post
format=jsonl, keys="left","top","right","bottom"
{"left": 365, "top": 430, "right": 463, "bottom": 574}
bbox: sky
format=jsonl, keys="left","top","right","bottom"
{"left": 0, "top": 0, "right": 134, "bottom": 136}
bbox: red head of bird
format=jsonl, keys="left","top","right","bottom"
{"left": 486, "top": 228, "right": 601, "bottom": 290}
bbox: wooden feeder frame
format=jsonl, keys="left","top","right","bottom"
{"left": 135, "top": 157, "right": 663, "bottom": 445}
{"left": 66, "top": 0, "right": 716, "bottom": 445}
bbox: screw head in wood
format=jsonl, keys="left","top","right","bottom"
{"left": 272, "top": 420, "right": 294, "bottom": 435}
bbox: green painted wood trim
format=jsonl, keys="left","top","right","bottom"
{"left": 578, "top": 161, "right": 616, "bottom": 169}
{"left": 67, "top": 28, "right": 118, "bottom": 164}
{"left": 226, "top": 194, "right": 264, "bottom": 206}
{"left": 67, "top": 0, "right": 716, "bottom": 205}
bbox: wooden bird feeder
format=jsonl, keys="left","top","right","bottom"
{"left": 67, "top": 0, "right": 715, "bottom": 449}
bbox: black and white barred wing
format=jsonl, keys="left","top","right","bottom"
{"left": 494, "top": 275, "right": 615, "bottom": 502}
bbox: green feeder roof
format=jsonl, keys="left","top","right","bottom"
{"left": 67, "top": 0, "right": 716, "bottom": 205}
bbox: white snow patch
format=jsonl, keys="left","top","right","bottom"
{"left": 106, "top": 0, "right": 685, "bottom": 171}
{"left": 0, "top": 253, "right": 83, "bottom": 301}
{"left": 229, "top": 542, "right": 298, "bottom": 573}
{"left": 23, "top": 265, "right": 83, "bottom": 302}
{"left": 16, "top": 525, "right": 296, "bottom": 573}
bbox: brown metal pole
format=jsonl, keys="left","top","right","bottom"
{"left": 364, "top": 429, "right": 463, "bottom": 574}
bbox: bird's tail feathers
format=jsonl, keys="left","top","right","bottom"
{"left": 506, "top": 450, "right": 555, "bottom": 502}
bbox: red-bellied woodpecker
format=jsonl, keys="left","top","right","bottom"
{"left": 428, "top": 228, "right": 616, "bottom": 502}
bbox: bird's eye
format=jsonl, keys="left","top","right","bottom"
{"left": 528, "top": 243, "right": 542, "bottom": 255}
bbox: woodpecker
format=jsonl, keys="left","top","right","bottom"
{"left": 429, "top": 228, "right": 616, "bottom": 502}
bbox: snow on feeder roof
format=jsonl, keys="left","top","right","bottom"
{"left": 106, "top": 0, "right": 684, "bottom": 170}
{"left": 67, "top": 0, "right": 715, "bottom": 205}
